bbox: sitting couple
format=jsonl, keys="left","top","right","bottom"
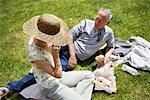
{"left": 0, "top": 8, "right": 115, "bottom": 100}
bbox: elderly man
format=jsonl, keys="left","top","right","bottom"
{"left": 0, "top": 8, "right": 115, "bottom": 98}
{"left": 61, "top": 8, "right": 115, "bottom": 71}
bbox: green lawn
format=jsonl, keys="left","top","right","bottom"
{"left": 0, "top": 0, "right": 150, "bottom": 100}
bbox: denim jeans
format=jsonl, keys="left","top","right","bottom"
{"left": 59, "top": 45, "right": 70, "bottom": 71}
{"left": 6, "top": 73, "right": 36, "bottom": 94}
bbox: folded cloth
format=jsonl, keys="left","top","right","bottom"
{"left": 113, "top": 46, "right": 132, "bottom": 57}
{"left": 115, "top": 38, "right": 132, "bottom": 48}
{"left": 94, "top": 62, "right": 117, "bottom": 94}
{"left": 94, "top": 62, "right": 114, "bottom": 77}
{"left": 129, "top": 36, "right": 150, "bottom": 48}
{"left": 20, "top": 84, "right": 50, "bottom": 100}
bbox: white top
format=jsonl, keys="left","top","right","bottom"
{"left": 28, "top": 38, "right": 60, "bottom": 89}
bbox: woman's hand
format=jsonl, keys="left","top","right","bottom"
{"left": 48, "top": 45, "right": 61, "bottom": 70}
{"left": 50, "top": 45, "right": 60, "bottom": 57}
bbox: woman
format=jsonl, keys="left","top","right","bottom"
{"left": 3, "top": 14, "right": 94, "bottom": 100}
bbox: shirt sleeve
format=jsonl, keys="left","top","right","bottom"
{"left": 28, "top": 44, "right": 46, "bottom": 62}
{"left": 69, "top": 20, "right": 86, "bottom": 41}
{"left": 106, "top": 31, "right": 115, "bottom": 48}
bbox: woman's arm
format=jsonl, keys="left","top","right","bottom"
{"left": 51, "top": 45, "right": 62, "bottom": 78}
{"left": 31, "top": 60, "right": 55, "bottom": 77}
{"left": 32, "top": 59, "right": 62, "bottom": 78}
{"left": 67, "top": 20, "right": 86, "bottom": 69}
{"left": 52, "top": 53, "right": 62, "bottom": 78}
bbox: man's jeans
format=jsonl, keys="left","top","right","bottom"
{"left": 6, "top": 73, "right": 36, "bottom": 94}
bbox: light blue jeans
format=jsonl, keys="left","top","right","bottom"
{"left": 46, "top": 71, "right": 94, "bottom": 100}
{"left": 21, "top": 71, "right": 94, "bottom": 100}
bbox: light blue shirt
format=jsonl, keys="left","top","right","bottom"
{"left": 70, "top": 19, "right": 115, "bottom": 61}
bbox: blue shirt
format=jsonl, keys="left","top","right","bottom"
{"left": 70, "top": 19, "right": 115, "bottom": 61}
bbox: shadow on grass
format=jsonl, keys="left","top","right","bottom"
{"left": 78, "top": 57, "right": 97, "bottom": 71}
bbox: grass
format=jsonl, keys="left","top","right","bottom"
{"left": 0, "top": 0, "right": 150, "bottom": 100}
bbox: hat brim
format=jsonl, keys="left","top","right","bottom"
{"left": 23, "top": 14, "right": 70, "bottom": 46}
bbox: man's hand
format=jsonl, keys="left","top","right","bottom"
{"left": 95, "top": 54, "right": 105, "bottom": 68}
{"left": 97, "top": 60, "right": 105, "bottom": 68}
{"left": 68, "top": 55, "right": 77, "bottom": 70}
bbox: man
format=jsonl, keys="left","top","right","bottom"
{"left": 0, "top": 8, "right": 115, "bottom": 98}
{"left": 60, "top": 8, "right": 115, "bottom": 71}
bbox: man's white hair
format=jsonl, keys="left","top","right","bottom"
{"left": 99, "top": 8, "right": 112, "bottom": 21}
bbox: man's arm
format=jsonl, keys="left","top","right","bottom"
{"left": 67, "top": 34, "right": 77, "bottom": 69}
{"left": 104, "top": 29, "right": 115, "bottom": 63}
{"left": 67, "top": 20, "right": 86, "bottom": 69}
{"left": 97, "top": 47, "right": 114, "bottom": 67}
{"left": 104, "top": 47, "right": 114, "bottom": 63}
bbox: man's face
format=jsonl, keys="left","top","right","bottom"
{"left": 95, "top": 11, "right": 108, "bottom": 29}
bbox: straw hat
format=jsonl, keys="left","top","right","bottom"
{"left": 23, "top": 14, "right": 70, "bottom": 46}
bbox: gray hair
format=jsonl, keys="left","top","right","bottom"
{"left": 99, "top": 8, "right": 112, "bottom": 21}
